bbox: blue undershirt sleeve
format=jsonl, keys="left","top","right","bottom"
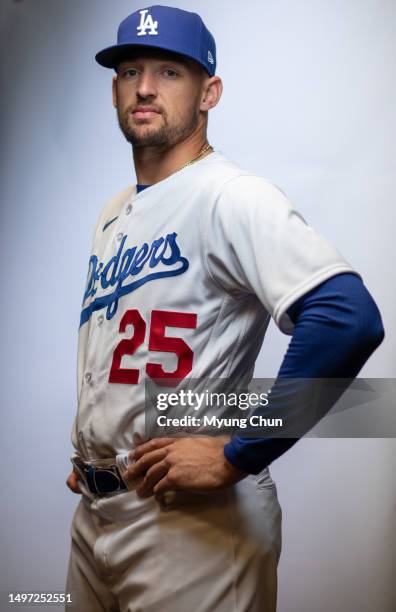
{"left": 223, "top": 272, "right": 385, "bottom": 474}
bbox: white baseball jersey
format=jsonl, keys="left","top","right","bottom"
{"left": 71, "top": 150, "right": 358, "bottom": 461}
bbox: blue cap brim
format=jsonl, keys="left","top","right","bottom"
{"left": 95, "top": 42, "right": 212, "bottom": 75}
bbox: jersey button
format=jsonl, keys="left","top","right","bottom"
{"left": 116, "top": 232, "right": 124, "bottom": 241}
{"left": 84, "top": 372, "right": 92, "bottom": 383}
{"left": 97, "top": 314, "right": 104, "bottom": 326}
{"left": 125, "top": 203, "right": 133, "bottom": 215}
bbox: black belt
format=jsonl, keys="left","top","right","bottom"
{"left": 72, "top": 456, "right": 128, "bottom": 496}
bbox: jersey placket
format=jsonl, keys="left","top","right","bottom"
{"left": 78, "top": 197, "right": 135, "bottom": 457}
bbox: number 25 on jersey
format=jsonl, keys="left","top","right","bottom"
{"left": 108, "top": 309, "right": 197, "bottom": 386}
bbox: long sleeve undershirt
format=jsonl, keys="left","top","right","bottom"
{"left": 223, "top": 272, "right": 385, "bottom": 474}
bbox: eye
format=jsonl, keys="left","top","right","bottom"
{"left": 163, "top": 68, "right": 179, "bottom": 78}
{"left": 122, "top": 68, "right": 139, "bottom": 78}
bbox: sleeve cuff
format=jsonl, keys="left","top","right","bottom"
{"left": 224, "top": 439, "right": 265, "bottom": 475}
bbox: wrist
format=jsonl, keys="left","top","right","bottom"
{"left": 222, "top": 443, "right": 249, "bottom": 480}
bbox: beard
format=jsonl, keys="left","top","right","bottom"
{"left": 116, "top": 104, "right": 200, "bottom": 148}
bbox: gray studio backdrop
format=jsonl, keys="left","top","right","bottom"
{"left": 1, "top": 1, "right": 395, "bottom": 611}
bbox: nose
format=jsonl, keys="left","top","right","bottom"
{"left": 136, "top": 69, "right": 158, "bottom": 99}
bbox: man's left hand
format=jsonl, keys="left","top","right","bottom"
{"left": 123, "top": 435, "right": 248, "bottom": 501}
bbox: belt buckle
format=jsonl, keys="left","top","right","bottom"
{"left": 71, "top": 456, "right": 127, "bottom": 496}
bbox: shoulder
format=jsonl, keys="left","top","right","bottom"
{"left": 211, "top": 171, "right": 297, "bottom": 232}
{"left": 192, "top": 151, "right": 289, "bottom": 209}
{"left": 219, "top": 173, "right": 291, "bottom": 209}
{"left": 200, "top": 152, "right": 292, "bottom": 208}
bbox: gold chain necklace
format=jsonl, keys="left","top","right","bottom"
{"left": 137, "top": 144, "right": 214, "bottom": 188}
{"left": 176, "top": 143, "right": 214, "bottom": 173}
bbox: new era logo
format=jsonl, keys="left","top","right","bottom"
{"left": 207, "top": 50, "right": 214, "bottom": 64}
{"left": 137, "top": 9, "right": 159, "bottom": 36}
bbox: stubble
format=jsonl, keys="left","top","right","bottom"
{"left": 116, "top": 104, "right": 200, "bottom": 149}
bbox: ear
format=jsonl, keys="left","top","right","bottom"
{"left": 112, "top": 74, "right": 118, "bottom": 108}
{"left": 200, "top": 76, "right": 223, "bottom": 112}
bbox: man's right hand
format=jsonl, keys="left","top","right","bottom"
{"left": 66, "top": 468, "right": 82, "bottom": 494}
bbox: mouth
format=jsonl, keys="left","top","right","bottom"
{"left": 131, "top": 108, "right": 161, "bottom": 120}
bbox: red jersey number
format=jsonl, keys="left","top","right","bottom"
{"left": 108, "top": 309, "right": 145, "bottom": 384}
{"left": 108, "top": 309, "right": 197, "bottom": 386}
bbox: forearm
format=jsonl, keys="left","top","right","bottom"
{"left": 224, "top": 273, "right": 385, "bottom": 474}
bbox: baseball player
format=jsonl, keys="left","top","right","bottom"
{"left": 65, "top": 5, "right": 384, "bottom": 612}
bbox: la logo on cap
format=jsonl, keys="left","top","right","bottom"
{"left": 137, "top": 9, "right": 159, "bottom": 36}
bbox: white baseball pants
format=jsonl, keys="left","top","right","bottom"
{"left": 65, "top": 468, "right": 282, "bottom": 612}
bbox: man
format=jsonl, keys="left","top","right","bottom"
{"left": 66, "top": 5, "right": 384, "bottom": 611}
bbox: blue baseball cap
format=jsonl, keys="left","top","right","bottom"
{"left": 95, "top": 5, "right": 217, "bottom": 77}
